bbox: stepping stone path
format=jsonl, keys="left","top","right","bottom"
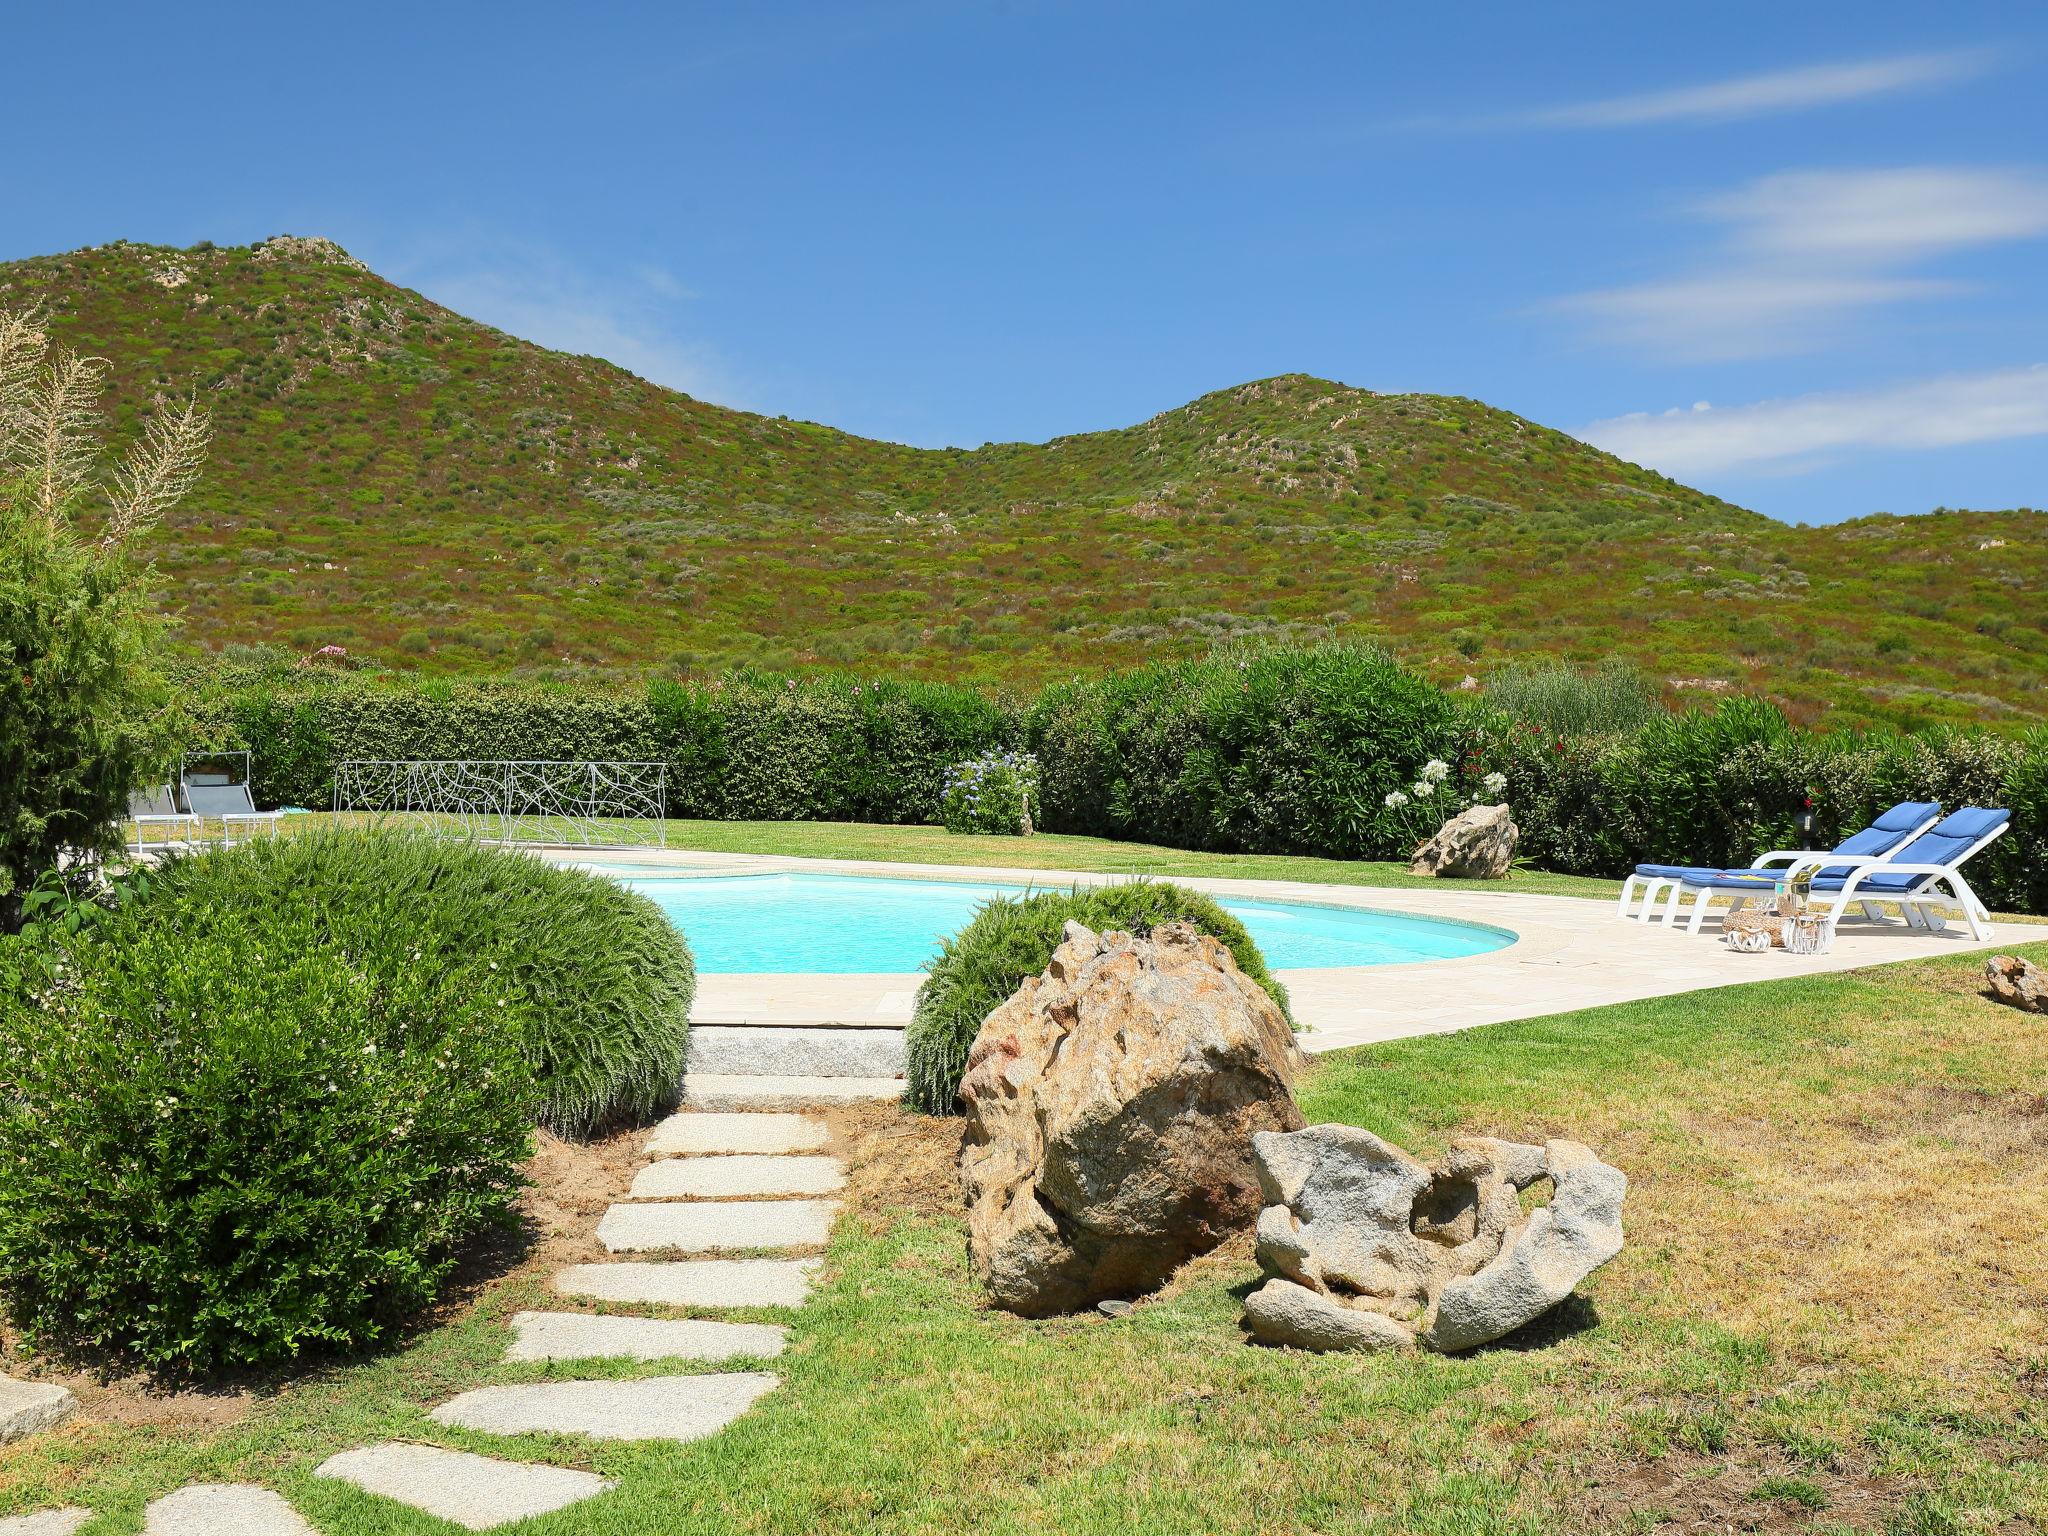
{"left": 17, "top": 1099, "right": 844, "bottom": 1531}
{"left": 0, "top": 1377, "right": 74, "bottom": 1446}
{"left": 315, "top": 1444, "right": 611, "bottom": 1530}
{"left": 143, "top": 1485, "right": 312, "bottom": 1534}
{"left": 506, "top": 1310, "right": 786, "bottom": 1362}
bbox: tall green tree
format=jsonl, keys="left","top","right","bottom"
{"left": 0, "top": 306, "right": 209, "bottom": 928}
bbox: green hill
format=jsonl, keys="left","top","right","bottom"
{"left": 4, "top": 235, "right": 2042, "bottom": 727}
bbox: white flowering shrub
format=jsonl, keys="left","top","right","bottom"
{"left": 942, "top": 751, "right": 1040, "bottom": 836}
{"left": 1379, "top": 757, "right": 1511, "bottom": 851}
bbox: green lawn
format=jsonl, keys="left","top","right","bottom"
{"left": 6, "top": 939, "right": 2044, "bottom": 1534}
{"left": 311, "top": 812, "right": 1620, "bottom": 901}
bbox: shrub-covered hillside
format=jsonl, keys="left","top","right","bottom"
{"left": 3, "top": 236, "right": 2042, "bottom": 727}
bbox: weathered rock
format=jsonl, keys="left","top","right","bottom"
{"left": 1407, "top": 803, "right": 1519, "bottom": 880}
{"left": 1985, "top": 955, "right": 2048, "bottom": 1013}
{"left": 961, "top": 920, "right": 1304, "bottom": 1315}
{"left": 1243, "top": 1124, "right": 1624, "bottom": 1353}
{"left": 0, "top": 1378, "right": 74, "bottom": 1445}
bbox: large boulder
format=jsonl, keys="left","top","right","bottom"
{"left": 959, "top": 920, "right": 1304, "bottom": 1316}
{"left": 1408, "top": 803, "right": 1519, "bottom": 880}
{"left": 1985, "top": 955, "right": 2048, "bottom": 1013}
{"left": 1243, "top": 1124, "right": 1624, "bottom": 1353}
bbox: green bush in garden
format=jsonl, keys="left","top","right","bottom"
{"left": 140, "top": 829, "right": 695, "bottom": 1135}
{"left": 904, "top": 881, "right": 1289, "bottom": 1115}
{"left": 0, "top": 900, "right": 533, "bottom": 1375}
{"left": 1482, "top": 659, "right": 1661, "bottom": 738}
{"left": 941, "top": 752, "right": 1039, "bottom": 834}
{"left": 1029, "top": 643, "right": 1458, "bottom": 857}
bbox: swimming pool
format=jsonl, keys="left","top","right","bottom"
{"left": 604, "top": 871, "right": 1513, "bottom": 974}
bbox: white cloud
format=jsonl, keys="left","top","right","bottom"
{"left": 1515, "top": 48, "right": 1994, "bottom": 128}
{"left": 1579, "top": 365, "right": 2048, "bottom": 477}
{"left": 1553, "top": 166, "right": 2048, "bottom": 360}
{"left": 389, "top": 243, "right": 739, "bottom": 405}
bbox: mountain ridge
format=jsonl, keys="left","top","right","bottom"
{"left": 3, "top": 235, "right": 2041, "bottom": 727}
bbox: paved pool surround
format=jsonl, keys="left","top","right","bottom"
{"left": 559, "top": 850, "right": 2039, "bottom": 1054}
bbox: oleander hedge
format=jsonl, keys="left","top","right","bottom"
{"left": 179, "top": 647, "right": 2048, "bottom": 915}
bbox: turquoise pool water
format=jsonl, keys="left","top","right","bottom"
{"left": 606, "top": 872, "right": 1512, "bottom": 974}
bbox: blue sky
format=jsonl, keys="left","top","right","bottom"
{"left": 8, "top": 0, "right": 2046, "bottom": 523}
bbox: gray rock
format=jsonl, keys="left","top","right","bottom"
{"left": 644, "top": 1111, "right": 829, "bottom": 1157}
{"left": 0, "top": 1513, "right": 91, "bottom": 1536}
{"left": 432, "top": 1372, "right": 779, "bottom": 1442}
{"left": 1407, "top": 803, "right": 1519, "bottom": 880}
{"left": 630, "top": 1154, "right": 844, "bottom": 1199}
{"left": 315, "top": 1443, "right": 611, "bottom": 1530}
{"left": 1985, "top": 954, "right": 2048, "bottom": 1013}
{"left": 960, "top": 920, "right": 1304, "bottom": 1316}
{"left": 505, "top": 1311, "right": 786, "bottom": 1362}
{"left": 142, "top": 1485, "right": 312, "bottom": 1535}
{"left": 1423, "top": 1141, "right": 1627, "bottom": 1352}
{"left": 1244, "top": 1278, "right": 1414, "bottom": 1352}
{"left": 680, "top": 1074, "right": 901, "bottom": 1111}
{"left": 0, "top": 1378, "right": 74, "bottom": 1445}
{"left": 554, "top": 1258, "right": 818, "bottom": 1309}
{"left": 1242, "top": 1125, "right": 1625, "bottom": 1353}
{"left": 596, "top": 1198, "right": 837, "bottom": 1253}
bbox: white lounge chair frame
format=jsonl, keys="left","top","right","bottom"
{"left": 126, "top": 785, "right": 200, "bottom": 855}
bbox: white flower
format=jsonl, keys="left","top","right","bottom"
{"left": 1482, "top": 772, "right": 1507, "bottom": 795}
{"left": 1384, "top": 790, "right": 1409, "bottom": 808}
{"left": 1413, "top": 780, "right": 1435, "bottom": 797}
{"left": 1422, "top": 759, "right": 1450, "bottom": 783}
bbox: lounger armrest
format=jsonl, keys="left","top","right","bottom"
{"left": 1750, "top": 850, "right": 1889, "bottom": 872}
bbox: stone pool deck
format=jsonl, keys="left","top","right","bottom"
{"left": 563, "top": 850, "right": 2041, "bottom": 1055}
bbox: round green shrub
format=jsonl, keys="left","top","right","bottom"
{"left": 0, "top": 902, "right": 534, "bottom": 1375}
{"left": 904, "top": 881, "right": 1290, "bottom": 1116}
{"left": 141, "top": 828, "right": 696, "bottom": 1135}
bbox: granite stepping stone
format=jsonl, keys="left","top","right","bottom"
{"left": 597, "top": 1199, "right": 837, "bottom": 1253}
{"left": 555, "top": 1258, "right": 819, "bottom": 1309}
{"left": 630, "top": 1153, "right": 844, "bottom": 1199}
{"left": 644, "top": 1112, "right": 828, "bottom": 1157}
{"left": 0, "top": 1513, "right": 91, "bottom": 1536}
{"left": 506, "top": 1311, "right": 786, "bottom": 1362}
{"left": 316, "top": 1442, "right": 612, "bottom": 1531}
{"left": 0, "top": 1378, "right": 75, "bottom": 1445}
{"left": 681, "top": 1073, "right": 901, "bottom": 1111}
{"left": 143, "top": 1484, "right": 312, "bottom": 1535}
{"left": 432, "top": 1372, "right": 779, "bottom": 1442}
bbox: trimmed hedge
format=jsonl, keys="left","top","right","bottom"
{"left": 0, "top": 873, "right": 534, "bottom": 1375}
{"left": 904, "top": 881, "right": 1290, "bottom": 1115}
{"left": 140, "top": 830, "right": 696, "bottom": 1135}
{"left": 187, "top": 666, "right": 1020, "bottom": 825}
{"left": 179, "top": 648, "right": 2048, "bottom": 915}
{"left": 1029, "top": 645, "right": 1458, "bottom": 858}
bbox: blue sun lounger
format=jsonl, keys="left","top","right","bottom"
{"left": 1660, "top": 806, "right": 2010, "bottom": 940}
{"left": 1616, "top": 801, "right": 1940, "bottom": 923}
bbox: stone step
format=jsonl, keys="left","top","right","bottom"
{"left": 143, "top": 1485, "right": 311, "bottom": 1535}
{"left": 432, "top": 1372, "right": 779, "bottom": 1443}
{"left": 0, "top": 1378, "right": 74, "bottom": 1445}
{"left": 686, "top": 1024, "right": 905, "bottom": 1078}
{"left": 0, "top": 1513, "right": 91, "bottom": 1536}
{"left": 630, "top": 1153, "right": 844, "bottom": 1200}
{"left": 597, "top": 1199, "right": 838, "bottom": 1254}
{"left": 644, "top": 1111, "right": 829, "bottom": 1157}
{"left": 555, "top": 1258, "right": 819, "bottom": 1309}
{"left": 316, "top": 1443, "right": 612, "bottom": 1531}
{"left": 506, "top": 1311, "right": 786, "bottom": 1362}
{"left": 681, "top": 1073, "right": 902, "bottom": 1110}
